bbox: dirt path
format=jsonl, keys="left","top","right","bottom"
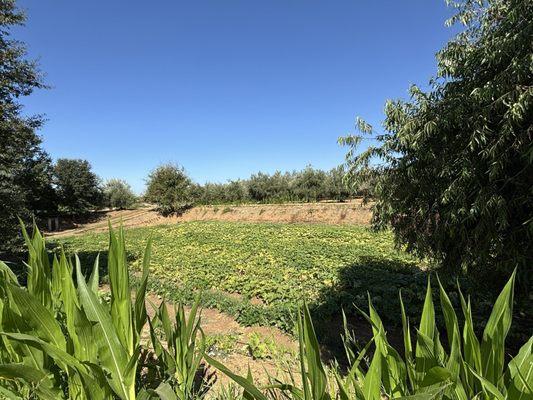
{"left": 105, "top": 284, "right": 299, "bottom": 393}
{"left": 47, "top": 201, "right": 371, "bottom": 238}
{"left": 100, "top": 284, "right": 299, "bottom": 393}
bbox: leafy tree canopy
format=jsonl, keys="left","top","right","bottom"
{"left": 103, "top": 179, "right": 137, "bottom": 210}
{"left": 144, "top": 164, "right": 193, "bottom": 216}
{"left": 54, "top": 159, "right": 103, "bottom": 214}
{"left": 0, "top": 0, "right": 55, "bottom": 255}
{"left": 340, "top": 0, "right": 532, "bottom": 285}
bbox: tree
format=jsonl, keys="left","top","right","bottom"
{"left": 341, "top": 0, "right": 532, "bottom": 286}
{"left": 223, "top": 180, "right": 248, "bottom": 203}
{"left": 145, "top": 164, "right": 193, "bottom": 215}
{"left": 54, "top": 159, "right": 103, "bottom": 214}
{"left": 248, "top": 171, "right": 291, "bottom": 202}
{"left": 103, "top": 179, "right": 137, "bottom": 209}
{"left": 325, "top": 166, "right": 353, "bottom": 201}
{"left": 0, "top": 0, "right": 55, "bottom": 255}
{"left": 291, "top": 166, "right": 327, "bottom": 202}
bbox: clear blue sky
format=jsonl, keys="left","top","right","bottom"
{"left": 16, "top": 0, "right": 457, "bottom": 194}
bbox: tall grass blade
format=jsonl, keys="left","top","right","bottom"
{"left": 301, "top": 303, "right": 329, "bottom": 400}
{"left": 75, "top": 255, "right": 132, "bottom": 399}
{"left": 507, "top": 336, "right": 533, "bottom": 399}
{"left": 204, "top": 354, "right": 268, "bottom": 400}
{"left": 480, "top": 269, "right": 515, "bottom": 385}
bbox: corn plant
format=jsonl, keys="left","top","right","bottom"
{"left": 147, "top": 297, "right": 207, "bottom": 399}
{"left": 0, "top": 223, "right": 153, "bottom": 399}
{"left": 205, "top": 272, "right": 532, "bottom": 399}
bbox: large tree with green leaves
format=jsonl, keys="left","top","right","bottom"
{"left": 103, "top": 179, "right": 137, "bottom": 209}
{"left": 144, "top": 164, "right": 193, "bottom": 216}
{"left": 0, "top": 0, "right": 56, "bottom": 255}
{"left": 54, "top": 159, "right": 103, "bottom": 214}
{"left": 341, "top": 0, "right": 532, "bottom": 285}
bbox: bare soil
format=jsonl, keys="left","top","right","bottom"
{"left": 47, "top": 200, "right": 372, "bottom": 238}
{"left": 110, "top": 285, "right": 300, "bottom": 394}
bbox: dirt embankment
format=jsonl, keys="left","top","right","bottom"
{"left": 46, "top": 200, "right": 372, "bottom": 238}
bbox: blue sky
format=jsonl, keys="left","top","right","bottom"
{"left": 16, "top": 1, "right": 457, "bottom": 194}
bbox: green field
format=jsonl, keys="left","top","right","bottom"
{"left": 52, "top": 221, "right": 429, "bottom": 331}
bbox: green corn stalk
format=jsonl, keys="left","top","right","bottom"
{"left": 206, "top": 271, "right": 531, "bottom": 400}
{"left": 0, "top": 223, "right": 152, "bottom": 399}
{"left": 148, "top": 296, "right": 206, "bottom": 399}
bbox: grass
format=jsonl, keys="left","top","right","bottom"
{"left": 51, "top": 221, "right": 431, "bottom": 332}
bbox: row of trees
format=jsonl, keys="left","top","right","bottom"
{"left": 10, "top": 156, "right": 137, "bottom": 216}
{"left": 144, "top": 164, "right": 360, "bottom": 216}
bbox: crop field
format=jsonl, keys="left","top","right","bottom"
{"left": 52, "top": 221, "right": 431, "bottom": 332}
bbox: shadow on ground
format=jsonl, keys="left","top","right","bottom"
{"left": 308, "top": 256, "right": 429, "bottom": 365}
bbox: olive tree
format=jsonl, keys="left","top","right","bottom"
{"left": 103, "top": 179, "right": 137, "bottom": 209}
{"left": 144, "top": 164, "right": 193, "bottom": 215}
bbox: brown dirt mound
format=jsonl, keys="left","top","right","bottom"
{"left": 47, "top": 200, "right": 372, "bottom": 238}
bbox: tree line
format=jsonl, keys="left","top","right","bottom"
{"left": 144, "top": 164, "right": 362, "bottom": 216}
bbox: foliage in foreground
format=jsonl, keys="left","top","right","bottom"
{"left": 215, "top": 276, "right": 533, "bottom": 400}
{"left": 340, "top": 0, "right": 532, "bottom": 285}
{"left": 0, "top": 225, "right": 531, "bottom": 399}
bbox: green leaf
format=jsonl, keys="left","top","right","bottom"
{"left": 0, "top": 363, "right": 61, "bottom": 399}
{"left": 468, "top": 366, "right": 506, "bottom": 400}
{"left": 480, "top": 269, "right": 515, "bottom": 385}
{"left": 415, "top": 278, "right": 438, "bottom": 382}
{"left": 134, "top": 237, "right": 152, "bottom": 339}
{"left": 75, "top": 255, "right": 131, "bottom": 399}
{"left": 154, "top": 382, "right": 178, "bottom": 400}
{"left": 364, "top": 348, "right": 382, "bottom": 400}
{"left": 507, "top": 336, "right": 533, "bottom": 399}
{"left": 301, "top": 302, "right": 329, "bottom": 400}
{"left": 108, "top": 224, "right": 134, "bottom": 356}
{"left": 8, "top": 284, "right": 66, "bottom": 352}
